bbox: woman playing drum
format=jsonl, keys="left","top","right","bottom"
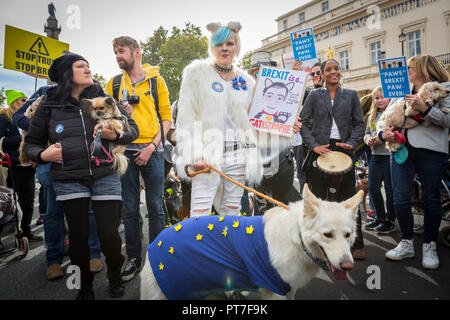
{"left": 300, "top": 59, "right": 366, "bottom": 259}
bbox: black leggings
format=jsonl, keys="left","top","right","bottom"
{"left": 62, "top": 198, "right": 122, "bottom": 290}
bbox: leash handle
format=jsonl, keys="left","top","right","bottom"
{"left": 184, "top": 164, "right": 290, "bottom": 211}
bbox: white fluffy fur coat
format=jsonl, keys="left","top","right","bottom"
{"left": 175, "top": 59, "right": 293, "bottom": 183}
{"left": 175, "top": 59, "right": 263, "bottom": 183}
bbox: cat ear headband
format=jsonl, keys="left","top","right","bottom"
{"left": 206, "top": 21, "right": 242, "bottom": 33}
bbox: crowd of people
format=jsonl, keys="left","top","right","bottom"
{"left": 0, "top": 21, "right": 449, "bottom": 300}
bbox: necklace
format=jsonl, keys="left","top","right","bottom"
{"left": 214, "top": 62, "right": 232, "bottom": 73}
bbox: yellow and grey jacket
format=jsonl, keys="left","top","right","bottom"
{"left": 105, "top": 64, "right": 172, "bottom": 144}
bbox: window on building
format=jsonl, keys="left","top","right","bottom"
{"left": 370, "top": 41, "right": 381, "bottom": 65}
{"left": 283, "top": 19, "right": 288, "bottom": 30}
{"left": 322, "top": 1, "right": 329, "bottom": 12}
{"left": 407, "top": 30, "right": 421, "bottom": 57}
{"left": 339, "top": 50, "right": 349, "bottom": 71}
{"left": 299, "top": 12, "right": 305, "bottom": 24}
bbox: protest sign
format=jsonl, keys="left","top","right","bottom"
{"left": 3, "top": 25, "right": 69, "bottom": 78}
{"left": 378, "top": 56, "right": 410, "bottom": 98}
{"left": 289, "top": 28, "right": 319, "bottom": 72}
{"left": 248, "top": 66, "right": 308, "bottom": 137}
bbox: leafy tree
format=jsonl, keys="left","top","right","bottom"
{"left": 92, "top": 73, "right": 106, "bottom": 88}
{"left": 238, "top": 50, "right": 253, "bottom": 71}
{"left": 141, "top": 22, "right": 208, "bottom": 102}
{"left": 141, "top": 26, "right": 168, "bottom": 66}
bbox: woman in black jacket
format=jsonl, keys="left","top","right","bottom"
{"left": 24, "top": 54, "right": 139, "bottom": 299}
{"left": 0, "top": 90, "right": 41, "bottom": 242}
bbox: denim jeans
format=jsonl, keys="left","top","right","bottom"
{"left": 368, "top": 155, "right": 395, "bottom": 222}
{"left": 390, "top": 143, "right": 447, "bottom": 243}
{"left": 121, "top": 148, "right": 165, "bottom": 259}
{"left": 36, "top": 164, "right": 101, "bottom": 266}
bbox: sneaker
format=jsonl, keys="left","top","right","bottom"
{"left": 422, "top": 241, "right": 439, "bottom": 270}
{"left": 385, "top": 239, "right": 415, "bottom": 261}
{"left": 121, "top": 257, "right": 142, "bottom": 282}
{"left": 46, "top": 264, "right": 64, "bottom": 280}
{"left": 365, "top": 220, "right": 381, "bottom": 230}
{"left": 90, "top": 258, "right": 103, "bottom": 273}
{"left": 367, "top": 211, "right": 376, "bottom": 220}
{"left": 22, "top": 232, "right": 43, "bottom": 242}
{"left": 375, "top": 221, "right": 396, "bottom": 234}
{"left": 36, "top": 214, "right": 45, "bottom": 226}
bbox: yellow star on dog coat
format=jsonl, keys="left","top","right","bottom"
{"left": 222, "top": 228, "right": 227, "bottom": 237}
{"left": 159, "top": 262, "right": 164, "bottom": 271}
{"left": 174, "top": 224, "right": 182, "bottom": 232}
{"left": 218, "top": 216, "right": 224, "bottom": 222}
{"left": 168, "top": 247, "right": 174, "bottom": 254}
{"left": 196, "top": 234, "right": 203, "bottom": 240}
{"left": 232, "top": 220, "right": 239, "bottom": 228}
{"left": 207, "top": 224, "right": 214, "bottom": 231}
{"left": 157, "top": 240, "right": 162, "bottom": 247}
{"left": 246, "top": 225, "right": 254, "bottom": 235}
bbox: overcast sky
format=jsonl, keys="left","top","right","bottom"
{"left": 0, "top": 0, "right": 308, "bottom": 97}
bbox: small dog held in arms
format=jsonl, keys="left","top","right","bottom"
{"left": 19, "top": 96, "right": 42, "bottom": 166}
{"left": 81, "top": 96, "right": 129, "bottom": 175}
{"left": 140, "top": 184, "right": 363, "bottom": 300}
{"left": 378, "top": 82, "right": 450, "bottom": 152}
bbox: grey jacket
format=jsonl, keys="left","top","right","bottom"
{"left": 364, "top": 112, "right": 390, "bottom": 155}
{"left": 383, "top": 82, "right": 450, "bottom": 154}
{"left": 300, "top": 86, "right": 365, "bottom": 150}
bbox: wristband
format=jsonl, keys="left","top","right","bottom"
{"left": 150, "top": 142, "right": 158, "bottom": 149}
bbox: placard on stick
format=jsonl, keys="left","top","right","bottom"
{"left": 248, "top": 66, "right": 308, "bottom": 138}
{"left": 378, "top": 56, "right": 411, "bottom": 98}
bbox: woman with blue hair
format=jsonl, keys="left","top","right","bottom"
{"left": 175, "top": 22, "right": 263, "bottom": 217}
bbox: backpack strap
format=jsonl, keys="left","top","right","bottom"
{"left": 149, "top": 77, "right": 166, "bottom": 146}
{"left": 112, "top": 74, "right": 122, "bottom": 101}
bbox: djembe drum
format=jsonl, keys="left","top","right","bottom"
{"left": 316, "top": 151, "right": 353, "bottom": 201}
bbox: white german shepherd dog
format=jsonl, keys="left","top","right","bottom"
{"left": 140, "top": 184, "right": 363, "bottom": 300}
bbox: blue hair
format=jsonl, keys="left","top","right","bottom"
{"left": 211, "top": 27, "right": 233, "bottom": 47}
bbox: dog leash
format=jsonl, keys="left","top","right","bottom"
{"left": 90, "top": 127, "right": 114, "bottom": 165}
{"left": 185, "top": 165, "right": 290, "bottom": 211}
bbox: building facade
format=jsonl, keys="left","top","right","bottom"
{"left": 257, "top": 0, "right": 450, "bottom": 96}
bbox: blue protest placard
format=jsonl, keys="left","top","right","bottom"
{"left": 378, "top": 57, "right": 411, "bottom": 98}
{"left": 290, "top": 28, "right": 317, "bottom": 62}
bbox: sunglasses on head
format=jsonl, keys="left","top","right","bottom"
{"left": 19, "top": 98, "right": 27, "bottom": 102}
{"left": 309, "top": 71, "right": 321, "bottom": 77}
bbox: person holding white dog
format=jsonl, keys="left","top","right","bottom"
{"left": 175, "top": 22, "right": 263, "bottom": 217}
{"left": 380, "top": 55, "right": 450, "bottom": 269}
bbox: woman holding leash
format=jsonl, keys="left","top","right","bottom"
{"left": 380, "top": 55, "right": 450, "bottom": 269}
{"left": 300, "top": 58, "right": 366, "bottom": 259}
{"left": 23, "top": 54, "right": 139, "bottom": 299}
{"left": 175, "top": 22, "right": 263, "bottom": 217}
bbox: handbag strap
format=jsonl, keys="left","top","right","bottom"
{"left": 149, "top": 77, "right": 167, "bottom": 147}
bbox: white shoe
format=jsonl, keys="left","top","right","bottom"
{"left": 422, "top": 242, "right": 439, "bottom": 270}
{"left": 385, "top": 239, "right": 415, "bottom": 261}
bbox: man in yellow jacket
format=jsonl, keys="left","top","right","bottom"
{"left": 105, "top": 36, "right": 171, "bottom": 282}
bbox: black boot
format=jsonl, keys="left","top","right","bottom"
{"left": 75, "top": 289, "right": 95, "bottom": 300}
{"left": 108, "top": 254, "right": 125, "bottom": 298}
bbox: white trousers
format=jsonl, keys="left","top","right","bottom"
{"left": 190, "top": 148, "right": 246, "bottom": 216}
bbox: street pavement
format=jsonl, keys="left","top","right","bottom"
{"left": 0, "top": 185, "right": 449, "bottom": 300}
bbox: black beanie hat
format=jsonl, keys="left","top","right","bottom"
{"left": 49, "top": 53, "right": 89, "bottom": 83}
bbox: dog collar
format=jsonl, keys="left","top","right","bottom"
{"left": 299, "top": 232, "right": 331, "bottom": 273}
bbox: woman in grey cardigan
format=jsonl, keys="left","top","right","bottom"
{"left": 300, "top": 59, "right": 365, "bottom": 259}
{"left": 363, "top": 86, "right": 395, "bottom": 234}
{"left": 379, "top": 55, "right": 450, "bottom": 269}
